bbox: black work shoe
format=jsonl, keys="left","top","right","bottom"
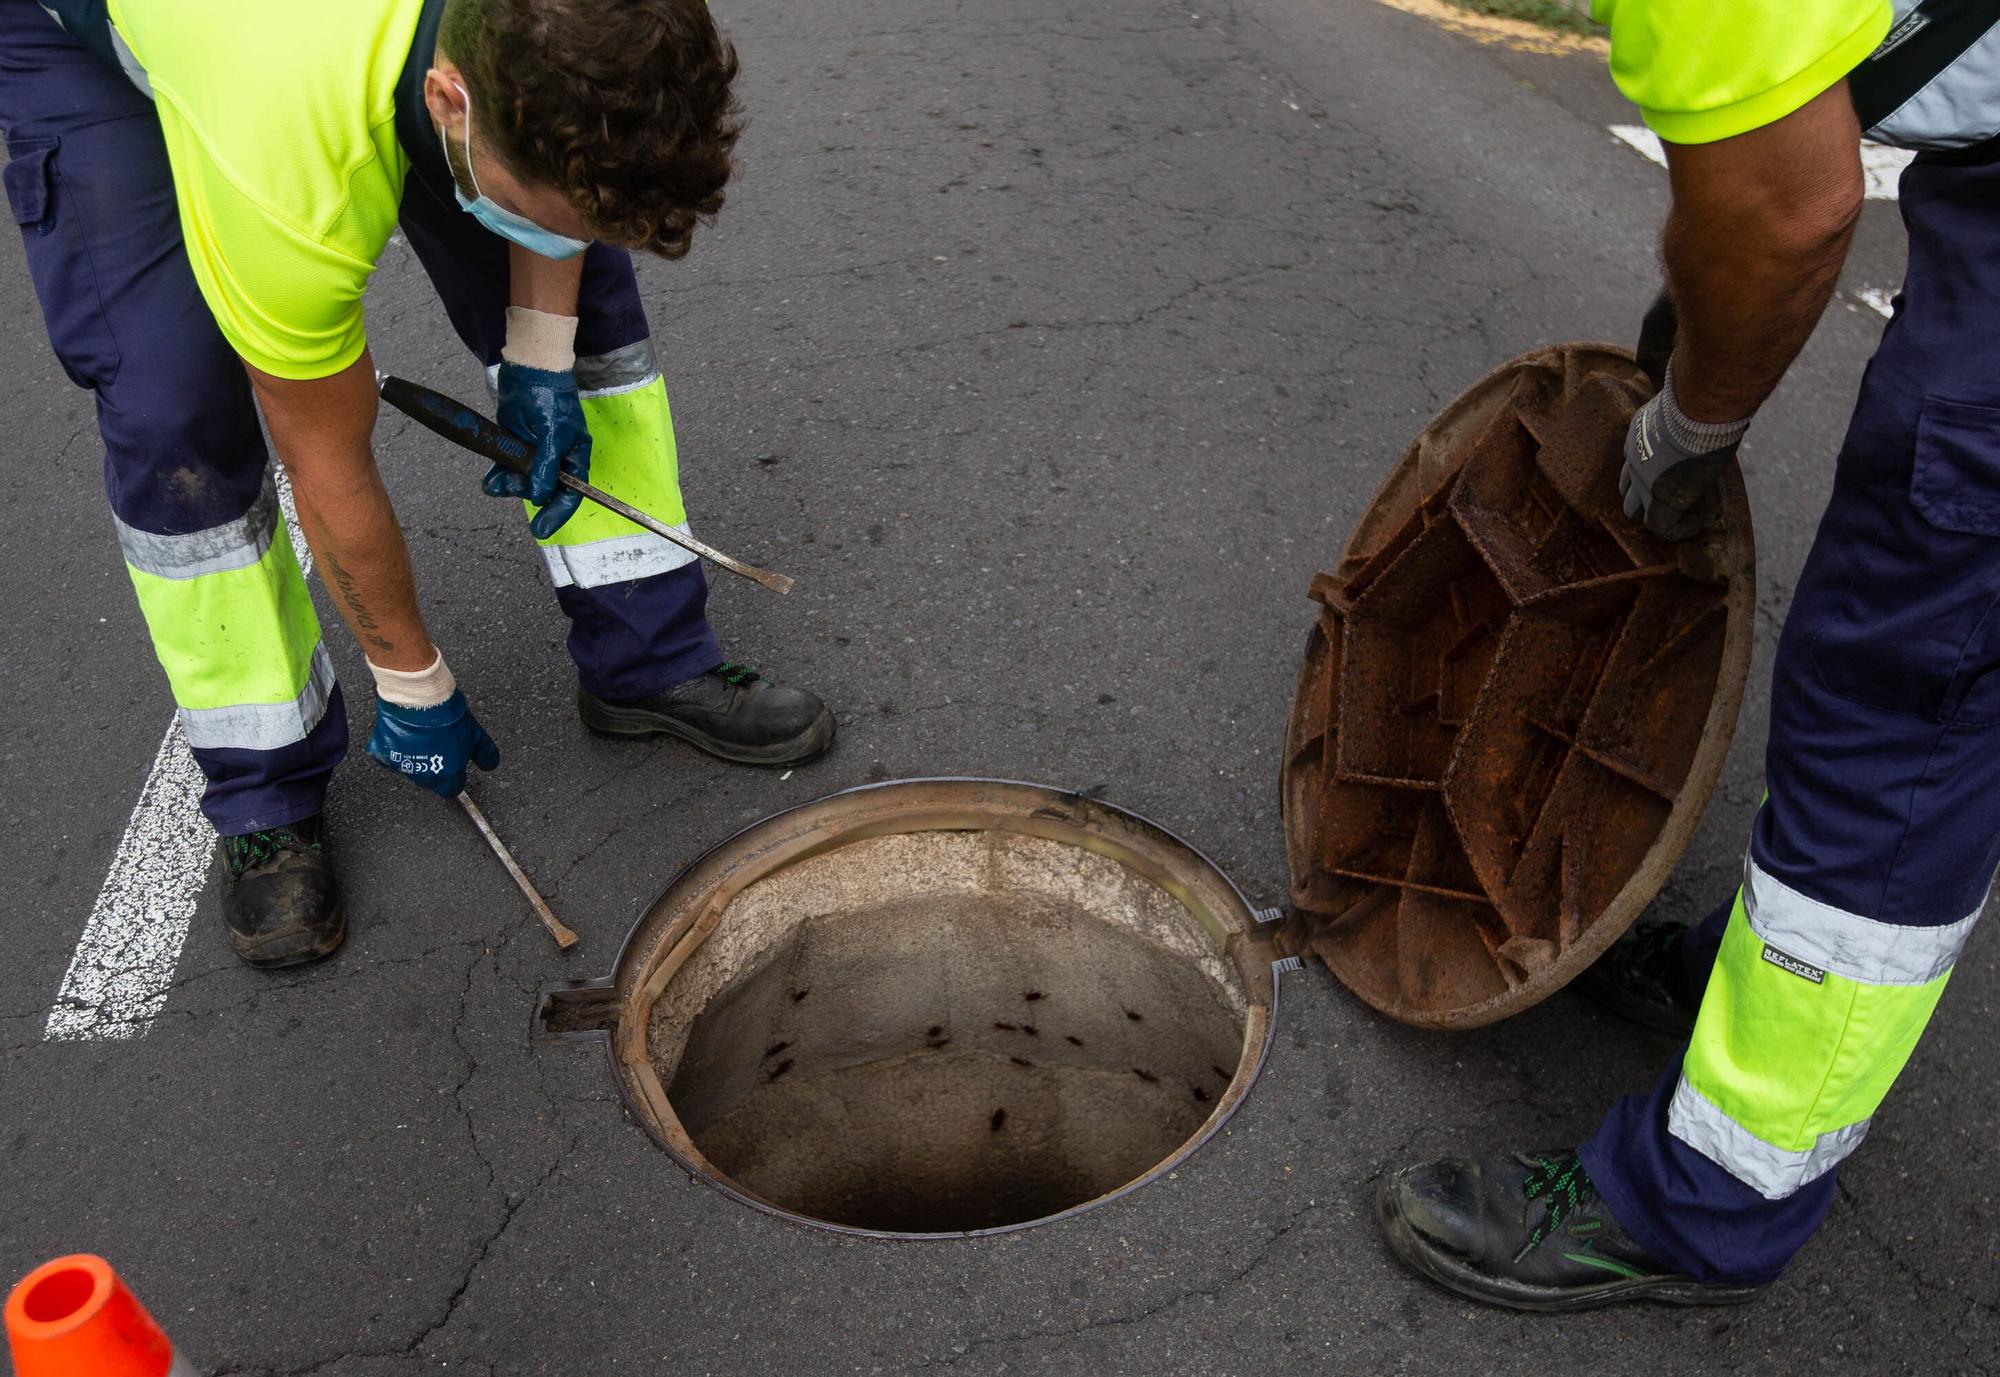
{"left": 578, "top": 661, "right": 836, "bottom": 766}
{"left": 1378, "top": 1149, "right": 1765, "bottom": 1312}
{"left": 217, "top": 816, "right": 345, "bottom": 969}
{"left": 1572, "top": 919, "right": 1706, "bottom": 1035}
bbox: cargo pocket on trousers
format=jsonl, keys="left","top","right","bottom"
{"left": 1810, "top": 396, "right": 2000, "bottom": 725}
{"left": 1913, "top": 398, "right": 2000, "bottom": 723}
{"left": 1912, "top": 397, "right": 2000, "bottom": 536}
{"left": 4, "top": 135, "right": 122, "bottom": 389}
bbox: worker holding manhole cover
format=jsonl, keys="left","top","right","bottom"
{"left": 1379, "top": 0, "right": 2000, "bottom": 1311}
{"left": 0, "top": 0, "right": 835, "bottom": 968}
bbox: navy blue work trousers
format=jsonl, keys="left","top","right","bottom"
{"left": 1582, "top": 147, "right": 2000, "bottom": 1284}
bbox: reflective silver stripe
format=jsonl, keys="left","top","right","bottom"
{"left": 1865, "top": 2, "right": 2000, "bottom": 150}
{"left": 1668, "top": 1075, "right": 1871, "bottom": 1201}
{"left": 117, "top": 476, "right": 278, "bottom": 580}
{"left": 109, "top": 23, "right": 154, "bottom": 98}
{"left": 167, "top": 1349, "right": 200, "bottom": 1377}
{"left": 540, "top": 531, "right": 698, "bottom": 589}
{"left": 1742, "top": 856, "right": 1978, "bottom": 986}
{"left": 575, "top": 339, "right": 660, "bottom": 397}
{"left": 178, "top": 642, "right": 335, "bottom": 751}
{"left": 482, "top": 340, "right": 661, "bottom": 399}
{"left": 36, "top": 7, "right": 154, "bottom": 98}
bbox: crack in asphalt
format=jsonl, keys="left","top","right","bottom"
{"left": 1835, "top": 1177, "right": 2000, "bottom": 1329}
{"left": 451, "top": 944, "right": 505, "bottom": 1194}
{"left": 548, "top": 817, "right": 643, "bottom": 894}
{"left": 914, "top": 1198, "right": 1330, "bottom": 1368}
{"left": 210, "top": 1132, "right": 582, "bottom": 1377}
{"left": 209, "top": 927, "right": 584, "bottom": 1377}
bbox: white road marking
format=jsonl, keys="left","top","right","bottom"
{"left": 46, "top": 469, "right": 313, "bottom": 1041}
{"left": 1611, "top": 125, "right": 1906, "bottom": 330}
{"left": 45, "top": 723, "right": 213, "bottom": 1040}
{"left": 1609, "top": 123, "right": 1667, "bottom": 167}
{"left": 1860, "top": 144, "right": 1918, "bottom": 200}
{"left": 1855, "top": 286, "right": 1896, "bottom": 319}
{"left": 1609, "top": 125, "right": 1915, "bottom": 200}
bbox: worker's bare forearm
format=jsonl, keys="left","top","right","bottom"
{"left": 509, "top": 240, "right": 584, "bottom": 316}
{"left": 294, "top": 460, "right": 433, "bottom": 670}
{"left": 247, "top": 354, "right": 437, "bottom": 672}
{"left": 1658, "top": 83, "right": 1865, "bottom": 424}
{"left": 1661, "top": 206, "right": 1853, "bottom": 423}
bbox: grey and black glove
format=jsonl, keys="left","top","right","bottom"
{"left": 1620, "top": 362, "right": 1750, "bottom": 542}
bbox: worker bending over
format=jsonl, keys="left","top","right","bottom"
{"left": 0, "top": 0, "right": 834, "bottom": 967}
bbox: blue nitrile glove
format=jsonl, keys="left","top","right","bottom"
{"left": 365, "top": 690, "right": 501, "bottom": 798}
{"left": 488, "top": 360, "right": 591, "bottom": 539}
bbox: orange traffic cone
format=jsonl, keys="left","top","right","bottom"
{"left": 5, "top": 1254, "right": 196, "bottom": 1376}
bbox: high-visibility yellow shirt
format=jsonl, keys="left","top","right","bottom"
{"left": 105, "top": 0, "right": 426, "bottom": 379}
{"left": 1590, "top": 0, "right": 1894, "bottom": 144}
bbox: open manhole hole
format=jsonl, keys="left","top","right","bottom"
{"left": 539, "top": 781, "right": 1280, "bottom": 1237}
{"left": 537, "top": 343, "right": 1755, "bottom": 1233}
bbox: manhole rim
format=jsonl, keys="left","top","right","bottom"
{"left": 551, "top": 776, "right": 1290, "bottom": 1241}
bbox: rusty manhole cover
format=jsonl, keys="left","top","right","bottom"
{"left": 1277, "top": 343, "right": 1756, "bottom": 1028}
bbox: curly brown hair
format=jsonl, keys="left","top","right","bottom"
{"left": 440, "top": 0, "right": 743, "bottom": 258}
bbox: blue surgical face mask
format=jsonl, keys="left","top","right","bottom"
{"left": 441, "top": 81, "right": 591, "bottom": 260}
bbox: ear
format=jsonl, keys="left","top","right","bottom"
{"left": 422, "top": 62, "right": 467, "bottom": 131}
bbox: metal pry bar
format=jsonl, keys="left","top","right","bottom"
{"left": 458, "top": 791, "right": 580, "bottom": 950}
{"left": 379, "top": 374, "right": 795, "bottom": 595}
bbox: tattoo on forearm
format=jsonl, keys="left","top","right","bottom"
{"left": 321, "top": 551, "right": 396, "bottom": 655}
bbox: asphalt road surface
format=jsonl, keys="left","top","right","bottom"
{"left": 3, "top": 0, "right": 1993, "bottom": 1373}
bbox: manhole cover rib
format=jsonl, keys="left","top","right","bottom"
{"left": 1279, "top": 344, "right": 1755, "bottom": 1029}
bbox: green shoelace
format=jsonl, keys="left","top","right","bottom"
{"left": 718, "top": 661, "right": 762, "bottom": 688}
{"left": 1513, "top": 1151, "right": 1597, "bottom": 1262}
{"left": 222, "top": 827, "right": 317, "bottom": 877}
